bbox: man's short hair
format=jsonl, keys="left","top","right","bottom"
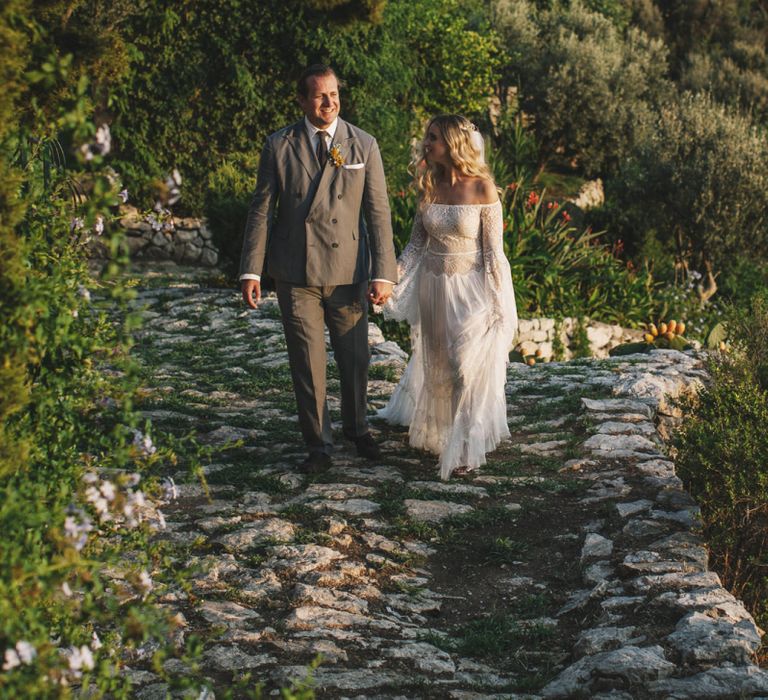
{"left": 297, "top": 64, "right": 342, "bottom": 97}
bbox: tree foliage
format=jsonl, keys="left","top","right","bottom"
{"left": 607, "top": 91, "right": 768, "bottom": 300}
{"left": 493, "top": 0, "right": 672, "bottom": 176}
{"left": 108, "top": 0, "right": 500, "bottom": 212}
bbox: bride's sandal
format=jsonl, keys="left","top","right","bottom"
{"left": 451, "top": 466, "right": 474, "bottom": 479}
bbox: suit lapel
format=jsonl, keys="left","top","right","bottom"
{"left": 284, "top": 121, "right": 318, "bottom": 180}
{"left": 309, "top": 119, "right": 356, "bottom": 213}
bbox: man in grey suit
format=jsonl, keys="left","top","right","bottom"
{"left": 241, "top": 64, "right": 398, "bottom": 473}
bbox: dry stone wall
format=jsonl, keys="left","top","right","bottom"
{"left": 117, "top": 207, "right": 219, "bottom": 267}
{"left": 516, "top": 317, "right": 645, "bottom": 360}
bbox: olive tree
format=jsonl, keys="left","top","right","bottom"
{"left": 609, "top": 91, "right": 768, "bottom": 301}
{"left": 493, "top": 0, "right": 672, "bottom": 176}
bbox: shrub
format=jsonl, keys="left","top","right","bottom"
{"left": 204, "top": 152, "right": 260, "bottom": 276}
{"left": 607, "top": 91, "right": 768, "bottom": 303}
{"left": 502, "top": 181, "right": 655, "bottom": 324}
{"left": 675, "top": 297, "right": 768, "bottom": 630}
{"left": 0, "top": 15, "right": 199, "bottom": 695}
{"left": 110, "top": 0, "right": 501, "bottom": 213}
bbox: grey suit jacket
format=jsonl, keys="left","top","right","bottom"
{"left": 239, "top": 119, "right": 398, "bottom": 286}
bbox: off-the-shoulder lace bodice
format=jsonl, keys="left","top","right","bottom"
{"left": 419, "top": 202, "right": 499, "bottom": 276}
{"left": 388, "top": 199, "right": 516, "bottom": 340}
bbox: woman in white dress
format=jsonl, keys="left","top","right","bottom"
{"left": 379, "top": 115, "right": 518, "bottom": 479}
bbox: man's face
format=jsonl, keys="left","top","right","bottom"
{"left": 297, "top": 73, "right": 340, "bottom": 129}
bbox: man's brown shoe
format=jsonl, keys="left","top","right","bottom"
{"left": 349, "top": 433, "right": 382, "bottom": 460}
{"left": 299, "top": 452, "right": 332, "bottom": 474}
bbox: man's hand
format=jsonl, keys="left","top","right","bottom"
{"left": 367, "top": 280, "right": 393, "bottom": 306}
{"left": 242, "top": 279, "right": 261, "bottom": 309}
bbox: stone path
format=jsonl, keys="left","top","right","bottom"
{"left": 127, "top": 283, "right": 767, "bottom": 699}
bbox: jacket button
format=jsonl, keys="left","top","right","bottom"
{"left": 332, "top": 218, "right": 337, "bottom": 224}
{"left": 331, "top": 242, "right": 339, "bottom": 248}
{"left": 337, "top": 194, "right": 342, "bottom": 199}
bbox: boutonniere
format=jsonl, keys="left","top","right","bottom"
{"left": 329, "top": 143, "right": 345, "bottom": 168}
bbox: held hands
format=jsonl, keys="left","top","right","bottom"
{"left": 368, "top": 280, "right": 393, "bottom": 306}
{"left": 241, "top": 279, "right": 261, "bottom": 309}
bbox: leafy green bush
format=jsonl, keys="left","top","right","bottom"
{"left": 675, "top": 297, "right": 768, "bottom": 630}
{"left": 503, "top": 182, "right": 655, "bottom": 324}
{"left": 204, "top": 152, "right": 259, "bottom": 276}
{"left": 110, "top": 0, "right": 501, "bottom": 213}
{"left": 0, "top": 16, "right": 200, "bottom": 695}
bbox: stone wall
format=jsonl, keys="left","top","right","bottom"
{"left": 516, "top": 317, "right": 645, "bottom": 360}
{"left": 117, "top": 207, "right": 219, "bottom": 267}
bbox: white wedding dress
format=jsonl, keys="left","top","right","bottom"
{"left": 379, "top": 201, "right": 518, "bottom": 479}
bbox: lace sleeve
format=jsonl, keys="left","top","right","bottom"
{"left": 383, "top": 208, "right": 427, "bottom": 324}
{"left": 481, "top": 202, "right": 518, "bottom": 348}
{"left": 397, "top": 209, "right": 427, "bottom": 277}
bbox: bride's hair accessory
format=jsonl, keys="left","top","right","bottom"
{"left": 464, "top": 122, "right": 485, "bottom": 164}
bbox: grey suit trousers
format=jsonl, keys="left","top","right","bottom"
{"left": 276, "top": 280, "right": 370, "bottom": 454}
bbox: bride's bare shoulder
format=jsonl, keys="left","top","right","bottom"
{"left": 472, "top": 177, "right": 499, "bottom": 205}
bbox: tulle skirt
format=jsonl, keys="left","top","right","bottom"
{"left": 379, "top": 264, "right": 511, "bottom": 479}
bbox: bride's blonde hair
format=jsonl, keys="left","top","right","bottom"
{"left": 411, "top": 114, "right": 496, "bottom": 204}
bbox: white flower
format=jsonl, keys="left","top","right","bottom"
{"left": 118, "top": 189, "right": 129, "bottom": 203}
{"left": 64, "top": 512, "right": 93, "bottom": 551}
{"left": 162, "top": 477, "right": 178, "bottom": 501}
{"left": 132, "top": 430, "right": 156, "bottom": 456}
{"left": 95, "top": 124, "right": 111, "bottom": 156}
{"left": 65, "top": 645, "right": 94, "bottom": 675}
{"left": 99, "top": 480, "right": 116, "bottom": 502}
{"left": 71, "top": 309, "right": 79, "bottom": 319}
{"left": 146, "top": 214, "right": 162, "bottom": 232}
{"left": 15, "top": 641, "right": 36, "bottom": 665}
{"left": 82, "top": 472, "right": 98, "bottom": 484}
{"left": 84, "top": 486, "right": 109, "bottom": 517}
{"left": 137, "top": 570, "right": 153, "bottom": 599}
{"left": 2, "top": 649, "right": 20, "bottom": 671}
{"left": 90, "top": 632, "right": 102, "bottom": 650}
{"left": 126, "top": 472, "right": 141, "bottom": 487}
{"left": 70, "top": 217, "right": 84, "bottom": 233}
{"left": 93, "top": 216, "right": 104, "bottom": 236}
{"left": 62, "top": 582, "right": 73, "bottom": 597}
{"left": 77, "top": 285, "right": 91, "bottom": 302}
{"left": 79, "top": 645, "right": 94, "bottom": 671}
{"left": 171, "top": 168, "right": 182, "bottom": 186}
{"left": 154, "top": 510, "right": 166, "bottom": 530}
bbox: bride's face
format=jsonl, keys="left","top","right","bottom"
{"left": 423, "top": 125, "right": 449, "bottom": 166}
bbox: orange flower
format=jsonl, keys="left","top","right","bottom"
{"left": 561, "top": 211, "right": 571, "bottom": 222}
{"left": 526, "top": 191, "right": 539, "bottom": 208}
{"left": 507, "top": 183, "right": 518, "bottom": 191}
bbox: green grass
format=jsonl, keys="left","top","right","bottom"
{"left": 368, "top": 364, "right": 401, "bottom": 382}
{"left": 481, "top": 535, "right": 529, "bottom": 564}
{"left": 204, "top": 467, "right": 291, "bottom": 494}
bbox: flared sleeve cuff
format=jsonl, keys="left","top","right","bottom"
{"left": 481, "top": 202, "right": 518, "bottom": 350}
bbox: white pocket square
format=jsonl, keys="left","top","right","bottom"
{"left": 342, "top": 163, "right": 365, "bottom": 170}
